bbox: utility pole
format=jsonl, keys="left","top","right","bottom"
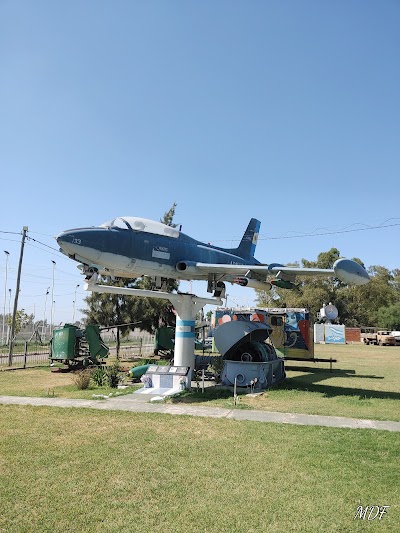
{"left": 2, "top": 251, "right": 9, "bottom": 345}
{"left": 50, "top": 260, "right": 56, "bottom": 335}
{"left": 8, "top": 226, "right": 28, "bottom": 365}
{"left": 73, "top": 284, "right": 80, "bottom": 322}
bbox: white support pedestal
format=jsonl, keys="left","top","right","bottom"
{"left": 84, "top": 281, "right": 222, "bottom": 382}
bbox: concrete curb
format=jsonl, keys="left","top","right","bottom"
{"left": 1, "top": 395, "right": 399, "bottom": 432}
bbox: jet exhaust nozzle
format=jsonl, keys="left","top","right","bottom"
{"left": 175, "top": 261, "right": 199, "bottom": 274}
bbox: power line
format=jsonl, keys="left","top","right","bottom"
{"left": 3, "top": 218, "right": 400, "bottom": 250}
{"left": 0, "top": 237, "right": 25, "bottom": 244}
{"left": 210, "top": 220, "right": 400, "bottom": 244}
{"left": 27, "top": 230, "right": 57, "bottom": 237}
{"left": 25, "top": 240, "right": 70, "bottom": 260}
{"left": 26, "top": 235, "right": 60, "bottom": 252}
{"left": 260, "top": 222, "right": 400, "bottom": 241}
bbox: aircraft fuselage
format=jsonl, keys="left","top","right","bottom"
{"left": 57, "top": 216, "right": 370, "bottom": 291}
{"left": 57, "top": 217, "right": 259, "bottom": 282}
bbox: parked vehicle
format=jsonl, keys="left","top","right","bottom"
{"left": 360, "top": 328, "right": 396, "bottom": 346}
{"left": 390, "top": 331, "right": 400, "bottom": 346}
{"left": 376, "top": 331, "right": 396, "bottom": 346}
{"left": 360, "top": 327, "right": 377, "bottom": 345}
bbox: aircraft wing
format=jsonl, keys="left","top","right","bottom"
{"left": 266, "top": 266, "right": 335, "bottom": 277}
{"left": 196, "top": 258, "right": 370, "bottom": 286}
{"left": 196, "top": 263, "right": 333, "bottom": 277}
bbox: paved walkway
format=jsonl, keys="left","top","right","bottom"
{"left": 1, "top": 394, "right": 399, "bottom": 431}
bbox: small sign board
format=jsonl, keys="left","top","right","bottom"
{"left": 146, "top": 365, "right": 190, "bottom": 376}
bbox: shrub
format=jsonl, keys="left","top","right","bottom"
{"left": 107, "top": 363, "right": 122, "bottom": 388}
{"left": 208, "top": 355, "right": 224, "bottom": 381}
{"left": 72, "top": 369, "right": 93, "bottom": 390}
{"left": 91, "top": 366, "right": 107, "bottom": 387}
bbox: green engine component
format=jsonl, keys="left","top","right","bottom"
{"left": 85, "top": 324, "right": 109, "bottom": 359}
{"left": 271, "top": 279, "right": 298, "bottom": 290}
{"left": 154, "top": 327, "right": 175, "bottom": 355}
{"left": 51, "top": 325, "right": 78, "bottom": 360}
{"left": 128, "top": 364, "right": 151, "bottom": 379}
{"left": 154, "top": 326, "right": 206, "bottom": 355}
{"left": 50, "top": 324, "right": 109, "bottom": 367}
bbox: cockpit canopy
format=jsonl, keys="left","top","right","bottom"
{"left": 99, "top": 217, "right": 180, "bottom": 238}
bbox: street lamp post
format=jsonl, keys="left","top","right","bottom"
{"left": 43, "top": 287, "right": 50, "bottom": 340}
{"left": 73, "top": 284, "right": 80, "bottom": 323}
{"left": 50, "top": 261, "right": 56, "bottom": 334}
{"left": 7, "top": 288, "right": 11, "bottom": 345}
{"left": 52, "top": 301, "right": 55, "bottom": 331}
{"left": 2, "top": 251, "right": 9, "bottom": 345}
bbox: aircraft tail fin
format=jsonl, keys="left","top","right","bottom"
{"left": 235, "top": 218, "right": 261, "bottom": 258}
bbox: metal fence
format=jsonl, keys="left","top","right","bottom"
{"left": 0, "top": 338, "right": 50, "bottom": 369}
{"left": 0, "top": 332, "right": 157, "bottom": 369}
{"left": 112, "top": 333, "right": 156, "bottom": 361}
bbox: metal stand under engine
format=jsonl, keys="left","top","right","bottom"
{"left": 214, "top": 320, "right": 285, "bottom": 389}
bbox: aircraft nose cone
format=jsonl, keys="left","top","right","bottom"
{"left": 56, "top": 231, "right": 69, "bottom": 248}
{"left": 56, "top": 229, "right": 102, "bottom": 263}
{"left": 56, "top": 230, "right": 72, "bottom": 252}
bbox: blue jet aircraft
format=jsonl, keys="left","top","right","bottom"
{"left": 56, "top": 216, "right": 370, "bottom": 297}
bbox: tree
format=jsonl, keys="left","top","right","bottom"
{"left": 336, "top": 266, "right": 397, "bottom": 326}
{"left": 83, "top": 277, "right": 138, "bottom": 356}
{"left": 7, "top": 309, "right": 32, "bottom": 336}
{"left": 256, "top": 249, "right": 341, "bottom": 318}
{"left": 162, "top": 202, "right": 178, "bottom": 227}
{"left": 375, "top": 303, "right": 400, "bottom": 330}
{"left": 391, "top": 269, "right": 400, "bottom": 297}
{"left": 256, "top": 248, "right": 400, "bottom": 327}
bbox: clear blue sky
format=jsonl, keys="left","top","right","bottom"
{"left": 1, "top": 1, "right": 399, "bottom": 326}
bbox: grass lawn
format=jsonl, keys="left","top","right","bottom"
{"left": 175, "top": 344, "right": 400, "bottom": 422}
{"left": 0, "top": 344, "right": 399, "bottom": 421}
{"left": 0, "top": 365, "right": 141, "bottom": 400}
{"left": 0, "top": 345, "right": 399, "bottom": 531}
{"left": 0, "top": 405, "right": 398, "bottom": 532}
